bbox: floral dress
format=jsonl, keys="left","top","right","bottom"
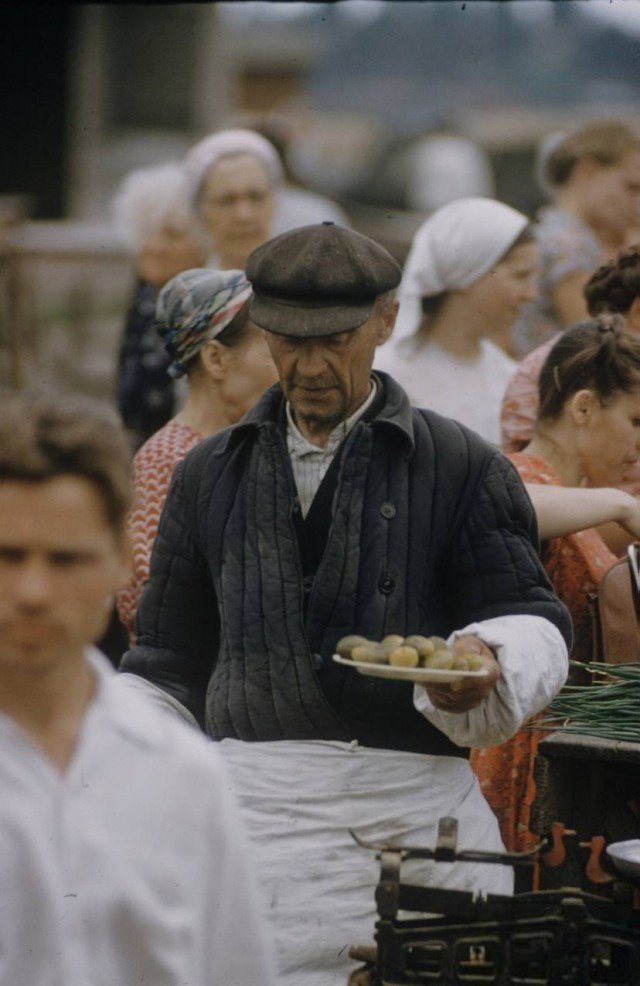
{"left": 117, "top": 280, "right": 176, "bottom": 449}
{"left": 116, "top": 418, "right": 202, "bottom": 640}
{"left": 471, "top": 453, "right": 616, "bottom": 851}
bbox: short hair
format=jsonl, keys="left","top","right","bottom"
{"left": 585, "top": 245, "right": 640, "bottom": 317}
{"left": 0, "top": 391, "right": 132, "bottom": 532}
{"left": 112, "top": 162, "right": 210, "bottom": 256}
{"left": 544, "top": 119, "right": 640, "bottom": 189}
{"left": 538, "top": 316, "right": 640, "bottom": 422}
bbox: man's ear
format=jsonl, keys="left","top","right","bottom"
{"left": 376, "top": 299, "right": 399, "bottom": 345}
{"left": 626, "top": 296, "right": 640, "bottom": 335}
{"left": 199, "top": 341, "right": 226, "bottom": 382}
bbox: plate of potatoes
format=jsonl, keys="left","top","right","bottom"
{"left": 332, "top": 634, "right": 488, "bottom": 683}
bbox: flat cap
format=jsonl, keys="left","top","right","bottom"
{"left": 246, "top": 222, "right": 402, "bottom": 337}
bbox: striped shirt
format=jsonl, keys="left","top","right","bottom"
{"left": 285, "top": 381, "right": 377, "bottom": 517}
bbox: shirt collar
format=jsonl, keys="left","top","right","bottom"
{"left": 286, "top": 379, "right": 377, "bottom": 456}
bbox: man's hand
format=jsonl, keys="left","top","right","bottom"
{"left": 423, "top": 635, "right": 500, "bottom": 713}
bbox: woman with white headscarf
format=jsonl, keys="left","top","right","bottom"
{"left": 376, "top": 197, "right": 539, "bottom": 445}
{"left": 184, "top": 128, "right": 282, "bottom": 271}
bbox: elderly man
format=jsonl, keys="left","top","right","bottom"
{"left": 121, "top": 223, "right": 571, "bottom": 985}
{"left": 0, "top": 392, "right": 276, "bottom": 986}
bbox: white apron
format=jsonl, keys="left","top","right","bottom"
{"left": 220, "top": 738, "right": 511, "bottom": 985}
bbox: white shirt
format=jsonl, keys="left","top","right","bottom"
{"left": 0, "top": 649, "right": 276, "bottom": 986}
{"left": 286, "top": 381, "right": 377, "bottom": 517}
{"left": 376, "top": 336, "right": 516, "bottom": 446}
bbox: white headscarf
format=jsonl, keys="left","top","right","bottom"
{"left": 184, "top": 128, "right": 283, "bottom": 205}
{"left": 395, "top": 197, "right": 529, "bottom": 340}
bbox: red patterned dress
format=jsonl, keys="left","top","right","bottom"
{"left": 471, "top": 453, "right": 617, "bottom": 851}
{"left": 116, "top": 418, "right": 202, "bottom": 640}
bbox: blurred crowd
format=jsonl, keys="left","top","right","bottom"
{"left": 4, "top": 113, "right": 640, "bottom": 984}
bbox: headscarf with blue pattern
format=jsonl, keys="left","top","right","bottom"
{"left": 155, "top": 268, "right": 252, "bottom": 378}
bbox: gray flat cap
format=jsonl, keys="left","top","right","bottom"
{"left": 246, "top": 222, "right": 402, "bottom": 337}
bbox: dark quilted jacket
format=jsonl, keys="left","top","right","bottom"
{"left": 121, "top": 373, "right": 572, "bottom": 755}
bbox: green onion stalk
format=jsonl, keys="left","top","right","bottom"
{"left": 531, "top": 662, "right": 640, "bottom": 743}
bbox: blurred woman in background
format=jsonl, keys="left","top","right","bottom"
{"left": 513, "top": 119, "right": 640, "bottom": 357}
{"left": 116, "top": 268, "right": 277, "bottom": 639}
{"left": 474, "top": 319, "right": 640, "bottom": 851}
{"left": 503, "top": 245, "right": 640, "bottom": 452}
{"left": 114, "top": 163, "right": 210, "bottom": 448}
{"left": 184, "top": 128, "right": 281, "bottom": 271}
{"left": 376, "top": 197, "right": 538, "bottom": 445}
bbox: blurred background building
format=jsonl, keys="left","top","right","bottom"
{"left": 1, "top": 0, "right": 639, "bottom": 395}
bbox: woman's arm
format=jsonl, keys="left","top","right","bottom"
{"left": 525, "top": 483, "right": 640, "bottom": 541}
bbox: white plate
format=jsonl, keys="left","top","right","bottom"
{"left": 332, "top": 653, "right": 489, "bottom": 684}
{"left": 607, "top": 840, "right": 640, "bottom": 880}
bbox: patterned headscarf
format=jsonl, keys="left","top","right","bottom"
{"left": 156, "top": 268, "right": 252, "bottom": 378}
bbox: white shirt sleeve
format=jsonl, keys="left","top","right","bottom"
{"left": 413, "top": 614, "right": 568, "bottom": 748}
{"left": 202, "top": 758, "right": 279, "bottom": 986}
{"left": 118, "top": 672, "right": 200, "bottom": 728}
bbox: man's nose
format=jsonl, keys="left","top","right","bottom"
{"left": 295, "top": 346, "right": 327, "bottom": 378}
{"left": 14, "top": 561, "right": 54, "bottom": 609}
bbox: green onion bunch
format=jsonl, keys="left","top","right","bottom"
{"left": 533, "top": 662, "right": 640, "bottom": 743}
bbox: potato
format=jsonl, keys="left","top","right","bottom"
{"left": 336, "top": 635, "right": 370, "bottom": 659}
{"left": 452, "top": 655, "right": 470, "bottom": 671}
{"left": 388, "top": 645, "right": 420, "bottom": 668}
{"left": 428, "top": 636, "right": 448, "bottom": 650}
{"left": 381, "top": 634, "right": 405, "bottom": 655}
{"left": 352, "top": 643, "right": 388, "bottom": 665}
{"left": 404, "top": 635, "right": 435, "bottom": 660}
{"left": 464, "top": 653, "right": 485, "bottom": 672}
{"left": 425, "top": 649, "right": 455, "bottom": 670}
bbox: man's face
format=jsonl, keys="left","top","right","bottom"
{"left": 0, "top": 477, "right": 129, "bottom": 673}
{"left": 584, "top": 151, "right": 640, "bottom": 237}
{"left": 264, "top": 299, "right": 397, "bottom": 432}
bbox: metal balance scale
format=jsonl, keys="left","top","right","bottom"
{"left": 348, "top": 816, "right": 640, "bottom": 985}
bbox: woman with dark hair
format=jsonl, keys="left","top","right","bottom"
{"left": 376, "top": 197, "right": 539, "bottom": 444}
{"left": 116, "top": 268, "right": 277, "bottom": 638}
{"left": 474, "top": 318, "right": 640, "bottom": 852}
{"left": 513, "top": 119, "right": 640, "bottom": 356}
{"left": 502, "top": 246, "right": 640, "bottom": 465}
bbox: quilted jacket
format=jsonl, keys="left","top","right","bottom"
{"left": 121, "top": 373, "right": 572, "bottom": 755}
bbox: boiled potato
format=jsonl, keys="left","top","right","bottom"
{"left": 464, "top": 652, "right": 485, "bottom": 672}
{"left": 337, "top": 635, "right": 370, "bottom": 659}
{"left": 352, "top": 643, "right": 387, "bottom": 665}
{"left": 404, "top": 635, "right": 435, "bottom": 660}
{"left": 425, "top": 649, "right": 455, "bottom": 670}
{"left": 428, "top": 636, "right": 448, "bottom": 650}
{"left": 388, "top": 645, "right": 420, "bottom": 668}
{"left": 452, "top": 655, "right": 470, "bottom": 671}
{"left": 381, "top": 634, "right": 405, "bottom": 655}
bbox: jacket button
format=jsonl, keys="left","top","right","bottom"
{"left": 380, "top": 502, "right": 396, "bottom": 519}
{"left": 378, "top": 576, "right": 396, "bottom": 595}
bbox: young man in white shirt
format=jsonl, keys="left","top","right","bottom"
{"left": 0, "top": 392, "right": 276, "bottom": 986}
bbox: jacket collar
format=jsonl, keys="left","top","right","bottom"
{"left": 212, "top": 371, "right": 415, "bottom": 457}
